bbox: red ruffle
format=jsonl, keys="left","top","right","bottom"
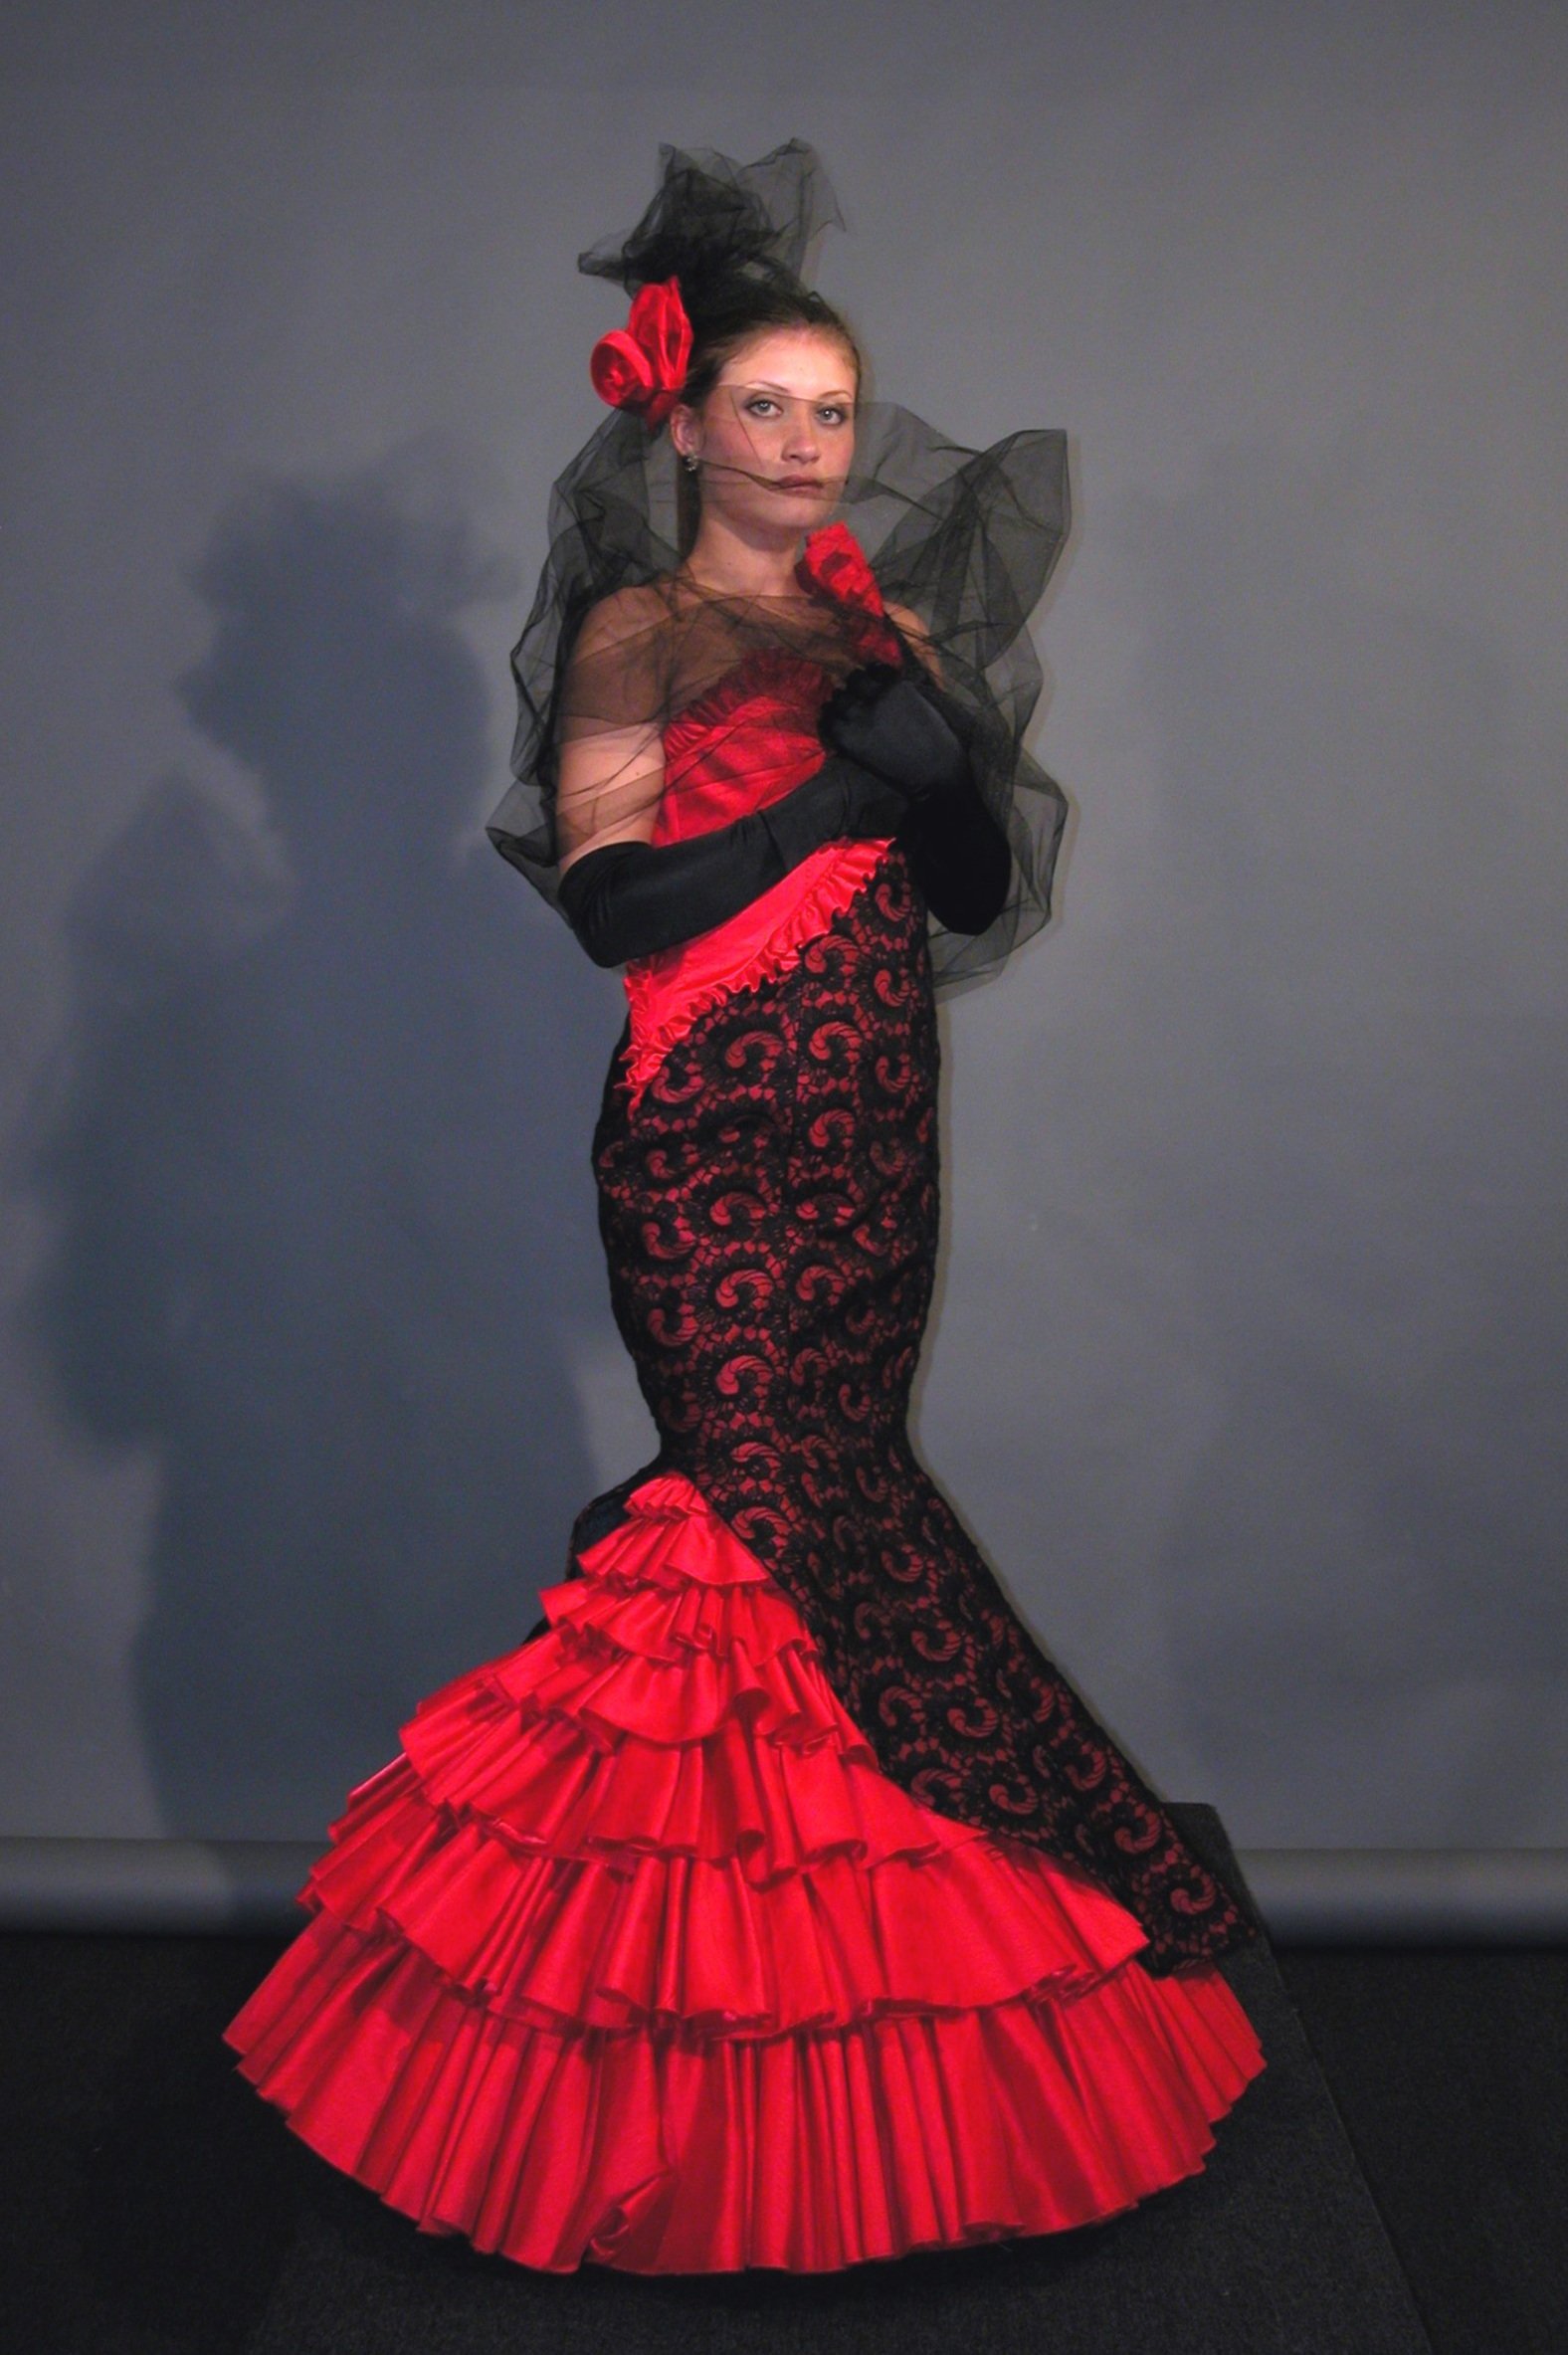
{"left": 224, "top": 1470, "right": 1265, "bottom": 2273}
{"left": 622, "top": 840, "right": 890, "bottom": 1106}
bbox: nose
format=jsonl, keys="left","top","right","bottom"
{"left": 780, "top": 401, "right": 820, "bottom": 464}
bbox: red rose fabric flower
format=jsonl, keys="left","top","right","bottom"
{"left": 589, "top": 279, "right": 693, "bottom": 427}
{"left": 796, "top": 524, "right": 904, "bottom": 665}
{"left": 795, "top": 522, "right": 884, "bottom": 614}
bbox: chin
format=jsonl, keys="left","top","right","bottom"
{"left": 772, "top": 487, "right": 837, "bottom": 526}
{"left": 731, "top": 494, "right": 821, "bottom": 539}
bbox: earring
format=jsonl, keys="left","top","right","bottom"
{"left": 683, "top": 453, "right": 699, "bottom": 474}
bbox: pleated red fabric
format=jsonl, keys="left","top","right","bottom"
{"left": 224, "top": 1470, "right": 1265, "bottom": 2273}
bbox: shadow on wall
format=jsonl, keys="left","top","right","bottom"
{"left": 13, "top": 442, "right": 619, "bottom": 1839}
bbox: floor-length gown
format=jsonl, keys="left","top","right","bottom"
{"left": 223, "top": 525, "right": 1266, "bottom": 2274}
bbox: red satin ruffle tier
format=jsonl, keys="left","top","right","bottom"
{"left": 223, "top": 1471, "right": 1265, "bottom": 2273}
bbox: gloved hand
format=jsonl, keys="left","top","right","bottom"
{"left": 820, "top": 658, "right": 1012, "bottom": 935}
{"left": 819, "top": 663, "right": 971, "bottom": 802}
{"left": 556, "top": 752, "right": 908, "bottom": 968}
{"left": 764, "top": 750, "right": 910, "bottom": 864}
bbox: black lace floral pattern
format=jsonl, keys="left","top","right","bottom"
{"left": 589, "top": 844, "right": 1257, "bottom": 1972}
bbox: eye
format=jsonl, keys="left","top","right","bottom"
{"left": 744, "top": 396, "right": 782, "bottom": 418}
{"left": 818, "top": 405, "right": 852, "bottom": 426}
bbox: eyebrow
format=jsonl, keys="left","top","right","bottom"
{"left": 730, "top": 378, "right": 856, "bottom": 399}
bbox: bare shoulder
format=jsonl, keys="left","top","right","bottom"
{"left": 571, "top": 580, "right": 671, "bottom": 661}
{"left": 884, "top": 598, "right": 942, "bottom": 682}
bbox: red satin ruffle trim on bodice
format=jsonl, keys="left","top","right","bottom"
{"left": 224, "top": 1469, "right": 1266, "bottom": 2274}
{"left": 622, "top": 838, "right": 891, "bottom": 1105}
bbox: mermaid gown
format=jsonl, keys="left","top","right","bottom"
{"left": 223, "top": 527, "right": 1266, "bottom": 2274}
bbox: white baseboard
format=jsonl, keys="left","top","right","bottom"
{"left": 1238, "top": 1848, "right": 1568, "bottom": 1944}
{"left": 1, "top": 1838, "right": 1565, "bottom": 1942}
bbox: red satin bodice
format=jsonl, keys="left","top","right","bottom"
{"left": 651, "top": 648, "right": 838, "bottom": 849}
{"left": 621, "top": 528, "right": 905, "bottom": 1102}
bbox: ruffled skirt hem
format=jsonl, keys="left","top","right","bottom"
{"left": 223, "top": 1469, "right": 1265, "bottom": 2273}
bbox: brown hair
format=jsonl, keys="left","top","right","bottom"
{"left": 673, "top": 281, "right": 862, "bottom": 553}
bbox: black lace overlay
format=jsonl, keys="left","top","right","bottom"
{"left": 587, "top": 845, "right": 1258, "bottom": 1975}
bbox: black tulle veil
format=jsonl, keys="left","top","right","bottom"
{"left": 488, "top": 139, "right": 1071, "bottom": 992}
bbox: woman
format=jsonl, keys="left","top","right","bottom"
{"left": 225, "top": 141, "right": 1266, "bottom": 2275}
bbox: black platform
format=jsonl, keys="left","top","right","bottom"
{"left": 212, "top": 1806, "right": 1427, "bottom": 2355}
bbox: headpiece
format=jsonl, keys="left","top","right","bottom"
{"left": 588, "top": 279, "right": 692, "bottom": 426}
{"left": 489, "top": 140, "right": 1072, "bottom": 997}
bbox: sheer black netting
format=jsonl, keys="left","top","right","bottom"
{"left": 487, "top": 139, "right": 1071, "bottom": 991}
{"left": 577, "top": 135, "right": 844, "bottom": 308}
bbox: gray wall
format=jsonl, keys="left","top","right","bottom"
{"left": 2, "top": 1, "right": 1564, "bottom": 1848}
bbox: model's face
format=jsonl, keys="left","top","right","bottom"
{"left": 674, "top": 326, "right": 858, "bottom": 541}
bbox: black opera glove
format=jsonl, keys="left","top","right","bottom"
{"left": 555, "top": 753, "right": 910, "bottom": 969}
{"left": 818, "top": 664, "right": 969, "bottom": 802}
{"left": 820, "top": 664, "right": 1012, "bottom": 935}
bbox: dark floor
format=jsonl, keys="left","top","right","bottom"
{"left": 1274, "top": 1946, "right": 1567, "bottom": 2355}
{"left": 0, "top": 1927, "right": 1561, "bottom": 2354}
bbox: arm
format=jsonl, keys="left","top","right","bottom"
{"left": 558, "top": 755, "right": 909, "bottom": 968}
{"left": 825, "top": 611, "right": 1013, "bottom": 936}
{"left": 893, "top": 763, "right": 1013, "bottom": 937}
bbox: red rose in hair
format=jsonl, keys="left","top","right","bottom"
{"left": 797, "top": 524, "right": 904, "bottom": 664}
{"left": 589, "top": 279, "right": 693, "bottom": 426}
